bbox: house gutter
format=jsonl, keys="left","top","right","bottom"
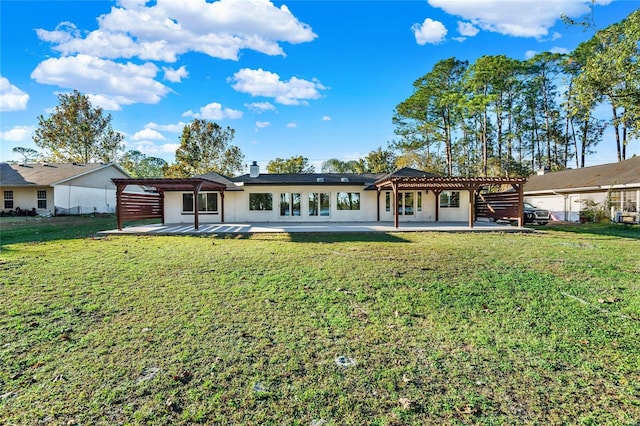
{"left": 525, "top": 183, "right": 640, "bottom": 195}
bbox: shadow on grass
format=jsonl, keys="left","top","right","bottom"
{"left": 287, "top": 232, "right": 411, "bottom": 243}
{"left": 538, "top": 222, "right": 640, "bottom": 240}
{"left": 0, "top": 215, "right": 160, "bottom": 248}
{"left": 208, "top": 232, "right": 411, "bottom": 243}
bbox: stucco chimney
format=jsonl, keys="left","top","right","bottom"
{"left": 537, "top": 166, "right": 550, "bottom": 175}
{"left": 249, "top": 161, "right": 260, "bottom": 178}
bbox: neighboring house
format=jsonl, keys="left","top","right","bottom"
{"left": 1, "top": 162, "right": 132, "bottom": 215}
{"left": 113, "top": 162, "right": 527, "bottom": 229}
{"left": 524, "top": 156, "right": 640, "bottom": 223}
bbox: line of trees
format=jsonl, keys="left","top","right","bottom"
{"left": 392, "top": 10, "right": 639, "bottom": 177}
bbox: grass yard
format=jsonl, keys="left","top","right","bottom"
{"left": 1, "top": 219, "right": 639, "bottom": 425}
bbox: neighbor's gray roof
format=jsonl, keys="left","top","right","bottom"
{"left": 0, "top": 162, "right": 122, "bottom": 187}
{"left": 524, "top": 156, "right": 640, "bottom": 193}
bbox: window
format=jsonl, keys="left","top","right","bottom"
{"left": 37, "top": 190, "right": 47, "bottom": 209}
{"left": 182, "top": 192, "right": 218, "bottom": 213}
{"left": 249, "top": 193, "right": 273, "bottom": 211}
{"left": 440, "top": 191, "right": 460, "bottom": 208}
{"left": 4, "top": 191, "right": 13, "bottom": 209}
{"left": 385, "top": 192, "right": 391, "bottom": 212}
{"left": 395, "top": 192, "right": 415, "bottom": 215}
{"left": 280, "top": 193, "right": 301, "bottom": 216}
{"left": 337, "top": 192, "right": 360, "bottom": 210}
{"left": 309, "top": 193, "right": 330, "bottom": 216}
{"left": 417, "top": 191, "right": 422, "bottom": 212}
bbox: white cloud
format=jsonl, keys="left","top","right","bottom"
{"left": 0, "top": 125, "right": 35, "bottom": 142}
{"left": 36, "top": 0, "right": 317, "bottom": 62}
{"left": 144, "top": 121, "right": 187, "bottom": 132}
{"left": 229, "top": 68, "right": 326, "bottom": 105}
{"left": 31, "top": 54, "right": 170, "bottom": 110}
{"left": 132, "top": 128, "right": 166, "bottom": 141}
{"left": 182, "top": 102, "right": 243, "bottom": 119}
{"left": 163, "top": 65, "right": 188, "bottom": 82}
{"left": 255, "top": 121, "right": 271, "bottom": 129}
{"left": 525, "top": 50, "right": 538, "bottom": 60}
{"left": 550, "top": 47, "right": 570, "bottom": 55}
{"left": 0, "top": 77, "right": 30, "bottom": 111}
{"left": 457, "top": 21, "right": 479, "bottom": 37}
{"left": 428, "top": 0, "right": 594, "bottom": 38}
{"left": 127, "top": 140, "right": 180, "bottom": 156}
{"left": 322, "top": 116, "right": 331, "bottom": 121}
{"left": 412, "top": 18, "right": 447, "bottom": 45}
{"left": 245, "top": 101, "right": 276, "bottom": 113}
{"left": 286, "top": 122, "right": 297, "bottom": 128}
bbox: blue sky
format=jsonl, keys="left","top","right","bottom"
{"left": 1, "top": 0, "right": 639, "bottom": 172}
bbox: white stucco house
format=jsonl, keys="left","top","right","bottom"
{"left": 112, "top": 162, "right": 528, "bottom": 230}
{"left": 524, "top": 156, "right": 640, "bottom": 223}
{"left": 0, "top": 162, "right": 131, "bottom": 216}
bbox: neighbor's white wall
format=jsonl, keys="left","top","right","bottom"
{"left": 0, "top": 186, "right": 53, "bottom": 214}
{"left": 524, "top": 195, "right": 566, "bottom": 221}
{"left": 526, "top": 192, "right": 610, "bottom": 222}
{"left": 54, "top": 185, "right": 117, "bottom": 214}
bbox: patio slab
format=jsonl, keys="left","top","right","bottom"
{"left": 99, "top": 220, "right": 533, "bottom": 236}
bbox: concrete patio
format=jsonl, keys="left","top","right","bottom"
{"left": 99, "top": 220, "right": 533, "bottom": 236}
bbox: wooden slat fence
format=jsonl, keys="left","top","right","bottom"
{"left": 119, "top": 192, "right": 162, "bottom": 222}
{"left": 475, "top": 191, "right": 520, "bottom": 221}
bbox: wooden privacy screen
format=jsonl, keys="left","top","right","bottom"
{"left": 475, "top": 191, "right": 520, "bottom": 222}
{"left": 119, "top": 192, "right": 162, "bottom": 222}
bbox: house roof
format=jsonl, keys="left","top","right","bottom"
{"left": 524, "top": 156, "right": 640, "bottom": 194}
{"left": 196, "top": 171, "right": 243, "bottom": 191}
{"left": 232, "top": 172, "right": 385, "bottom": 186}
{"left": 0, "top": 162, "right": 125, "bottom": 187}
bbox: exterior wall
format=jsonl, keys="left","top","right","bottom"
{"left": 438, "top": 190, "right": 470, "bottom": 222}
{"left": 1, "top": 186, "right": 53, "bottom": 214}
{"left": 164, "top": 191, "right": 224, "bottom": 224}
{"left": 230, "top": 185, "right": 378, "bottom": 223}
{"left": 526, "top": 191, "right": 618, "bottom": 222}
{"left": 524, "top": 195, "right": 566, "bottom": 221}
{"left": 163, "top": 185, "right": 473, "bottom": 224}
{"left": 53, "top": 185, "right": 118, "bottom": 214}
{"left": 54, "top": 165, "right": 134, "bottom": 214}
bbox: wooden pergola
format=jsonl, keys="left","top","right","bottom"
{"left": 375, "top": 176, "right": 528, "bottom": 228}
{"left": 112, "top": 178, "right": 227, "bottom": 231}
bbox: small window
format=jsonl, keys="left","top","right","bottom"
{"left": 440, "top": 191, "right": 460, "bottom": 208}
{"left": 417, "top": 192, "right": 422, "bottom": 212}
{"left": 4, "top": 190, "right": 14, "bottom": 209}
{"left": 37, "top": 190, "right": 47, "bottom": 209}
{"left": 182, "top": 192, "right": 218, "bottom": 213}
{"left": 309, "top": 193, "right": 330, "bottom": 216}
{"left": 385, "top": 192, "right": 391, "bottom": 212}
{"left": 249, "top": 193, "right": 273, "bottom": 211}
{"left": 337, "top": 192, "right": 360, "bottom": 210}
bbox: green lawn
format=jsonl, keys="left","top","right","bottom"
{"left": 1, "top": 219, "right": 639, "bottom": 425}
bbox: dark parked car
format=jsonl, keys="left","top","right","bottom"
{"left": 524, "top": 202, "right": 551, "bottom": 225}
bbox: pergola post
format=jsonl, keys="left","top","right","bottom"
{"left": 433, "top": 189, "right": 442, "bottom": 222}
{"left": 467, "top": 184, "right": 480, "bottom": 228}
{"left": 392, "top": 182, "right": 399, "bottom": 228}
{"left": 115, "top": 183, "right": 125, "bottom": 231}
{"left": 516, "top": 183, "right": 524, "bottom": 227}
{"left": 220, "top": 191, "right": 225, "bottom": 223}
{"left": 193, "top": 181, "right": 203, "bottom": 230}
{"left": 159, "top": 190, "right": 165, "bottom": 225}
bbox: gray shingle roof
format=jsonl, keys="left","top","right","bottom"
{"left": 232, "top": 172, "right": 385, "bottom": 186}
{"left": 0, "top": 163, "right": 121, "bottom": 186}
{"left": 524, "top": 156, "right": 640, "bottom": 193}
